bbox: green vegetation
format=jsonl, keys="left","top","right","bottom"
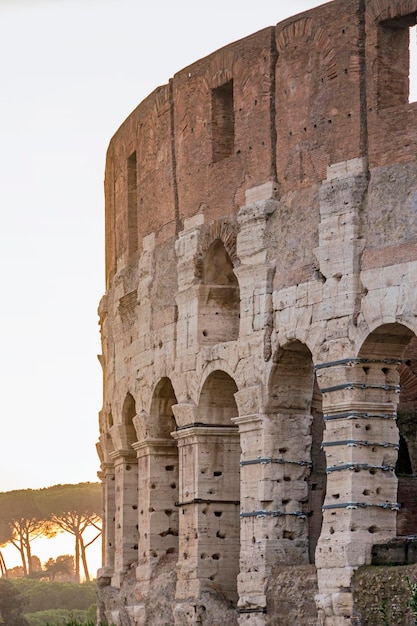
{"left": 0, "top": 578, "right": 29, "bottom": 626}
{"left": 26, "top": 609, "right": 91, "bottom": 626}
{"left": 406, "top": 576, "right": 417, "bottom": 626}
{"left": 12, "top": 579, "right": 96, "bottom": 614}
{"left": 0, "top": 579, "right": 97, "bottom": 626}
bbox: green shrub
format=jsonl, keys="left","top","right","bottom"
{"left": 11, "top": 580, "right": 96, "bottom": 613}
{"left": 24, "top": 608, "right": 88, "bottom": 626}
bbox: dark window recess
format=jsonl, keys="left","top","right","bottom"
{"left": 127, "top": 151, "right": 138, "bottom": 258}
{"left": 410, "top": 25, "right": 417, "bottom": 102}
{"left": 212, "top": 80, "right": 234, "bottom": 163}
{"left": 378, "top": 14, "right": 417, "bottom": 109}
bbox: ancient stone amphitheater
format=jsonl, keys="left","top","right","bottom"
{"left": 96, "top": 0, "right": 417, "bottom": 623}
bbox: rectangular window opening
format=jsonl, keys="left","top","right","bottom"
{"left": 127, "top": 151, "right": 138, "bottom": 258}
{"left": 378, "top": 15, "right": 417, "bottom": 109}
{"left": 211, "top": 80, "right": 234, "bottom": 163}
{"left": 410, "top": 24, "right": 417, "bottom": 103}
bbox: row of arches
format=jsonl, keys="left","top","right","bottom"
{"left": 102, "top": 323, "right": 417, "bottom": 607}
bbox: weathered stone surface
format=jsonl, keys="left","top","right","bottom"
{"left": 96, "top": 0, "right": 417, "bottom": 624}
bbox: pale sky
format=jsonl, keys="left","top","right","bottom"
{"left": 0, "top": 0, "right": 333, "bottom": 493}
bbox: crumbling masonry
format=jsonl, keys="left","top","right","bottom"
{"left": 96, "top": 0, "right": 417, "bottom": 623}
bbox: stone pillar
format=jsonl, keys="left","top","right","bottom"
{"left": 175, "top": 215, "right": 205, "bottom": 357}
{"left": 236, "top": 183, "right": 278, "bottom": 359}
{"left": 234, "top": 387, "right": 312, "bottom": 625}
{"left": 315, "top": 358, "right": 400, "bottom": 625}
{"left": 98, "top": 464, "right": 116, "bottom": 577}
{"left": 110, "top": 449, "right": 139, "bottom": 587}
{"left": 172, "top": 402, "right": 240, "bottom": 624}
{"left": 133, "top": 438, "right": 179, "bottom": 589}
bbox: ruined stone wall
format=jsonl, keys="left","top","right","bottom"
{"left": 97, "top": 1, "right": 417, "bottom": 624}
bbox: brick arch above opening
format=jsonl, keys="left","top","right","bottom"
{"left": 368, "top": 0, "right": 417, "bottom": 22}
{"left": 276, "top": 17, "right": 337, "bottom": 81}
{"left": 193, "top": 218, "right": 238, "bottom": 280}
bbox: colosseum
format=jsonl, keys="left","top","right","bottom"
{"left": 96, "top": 0, "right": 417, "bottom": 623}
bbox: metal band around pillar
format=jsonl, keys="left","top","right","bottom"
{"left": 322, "top": 440, "right": 399, "bottom": 449}
{"left": 175, "top": 498, "right": 240, "bottom": 507}
{"left": 322, "top": 501, "right": 400, "bottom": 511}
{"left": 315, "top": 358, "right": 402, "bottom": 370}
{"left": 240, "top": 457, "right": 312, "bottom": 468}
{"left": 240, "top": 510, "right": 309, "bottom": 519}
{"left": 326, "top": 463, "right": 395, "bottom": 473}
{"left": 324, "top": 411, "right": 397, "bottom": 421}
{"left": 320, "top": 382, "right": 400, "bottom": 394}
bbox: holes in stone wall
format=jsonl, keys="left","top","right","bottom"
{"left": 159, "top": 528, "right": 178, "bottom": 537}
{"left": 283, "top": 531, "right": 295, "bottom": 540}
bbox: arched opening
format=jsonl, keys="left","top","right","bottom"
{"left": 182, "top": 370, "right": 240, "bottom": 603}
{"left": 135, "top": 379, "right": 179, "bottom": 584}
{"left": 198, "top": 239, "right": 240, "bottom": 345}
{"left": 122, "top": 392, "right": 137, "bottom": 447}
{"left": 268, "top": 341, "right": 324, "bottom": 565}
{"left": 397, "top": 337, "right": 417, "bottom": 535}
{"left": 357, "top": 324, "right": 417, "bottom": 538}
{"left": 113, "top": 393, "right": 139, "bottom": 577}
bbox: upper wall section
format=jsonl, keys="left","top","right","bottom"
{"left": 365, "top": 0, "right": 417, "bottom": 166}
{"left": 103, "top": 0, "right": 417, "bottom": 286}
{"left": 172, "top": 27, "right": 276, "bottom": 224}
{"left": 275, "top": 0, "right": 365, "bottom": 192}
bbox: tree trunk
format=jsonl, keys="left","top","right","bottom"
{"left": 79, "top": 537, "right": 90, "bottom": 582}
{"left": 74, "top": 534, "right": 80, "bottom": 583}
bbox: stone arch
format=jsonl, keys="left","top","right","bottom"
{"left": 194, "top": 230, "right": 240, "bottom": 345}
{"left": 148, "top": 377, "right": 178, "bottom": 437}
{"left": 176, "top": 370, "right": 240, "bottom": 603}
{"left": 196, "top": 367, "right": 240, "bottom": 425}
{"left": 358, "top": 323, "right": 417, "bottom": 537}
{"left": 266, "top": 340, "right": 324, "bottom": 565}
{"left": 122, "top": 392, "right": 137, "bottom": 448}
{"left": 194, "top": 218, "right": 238, "bottom": 275}
{"left": 136, "top": 378, "right": 179, "bottom": 583}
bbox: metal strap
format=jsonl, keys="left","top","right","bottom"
{"left": 323, "top": 501, "right": 400, "bottom": 511}
{"left": 320, "top": 382, "right": 400, "bottom": 394}
{"left": 326, "top": 463, "right": 395, "bottom": 474}
{"left": 240, "top": 510, "right": 309, "bottom": 519}
{"left": 315, "top": 358, "right": 402, "bottom": 370}
{"left": 175, "top": 498, "right": 240, "bottom": 507}
{"left": 240, "top": 457, "right": 312, "bottom": 468}
{"left": 176, "top": 422, "right": 238, "bottom": 431}
{"left": 322, "top": 440, "right": 399, "bottom": 449}
{"left": 324, "top": 411, "right": 396, "bottom": 421}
